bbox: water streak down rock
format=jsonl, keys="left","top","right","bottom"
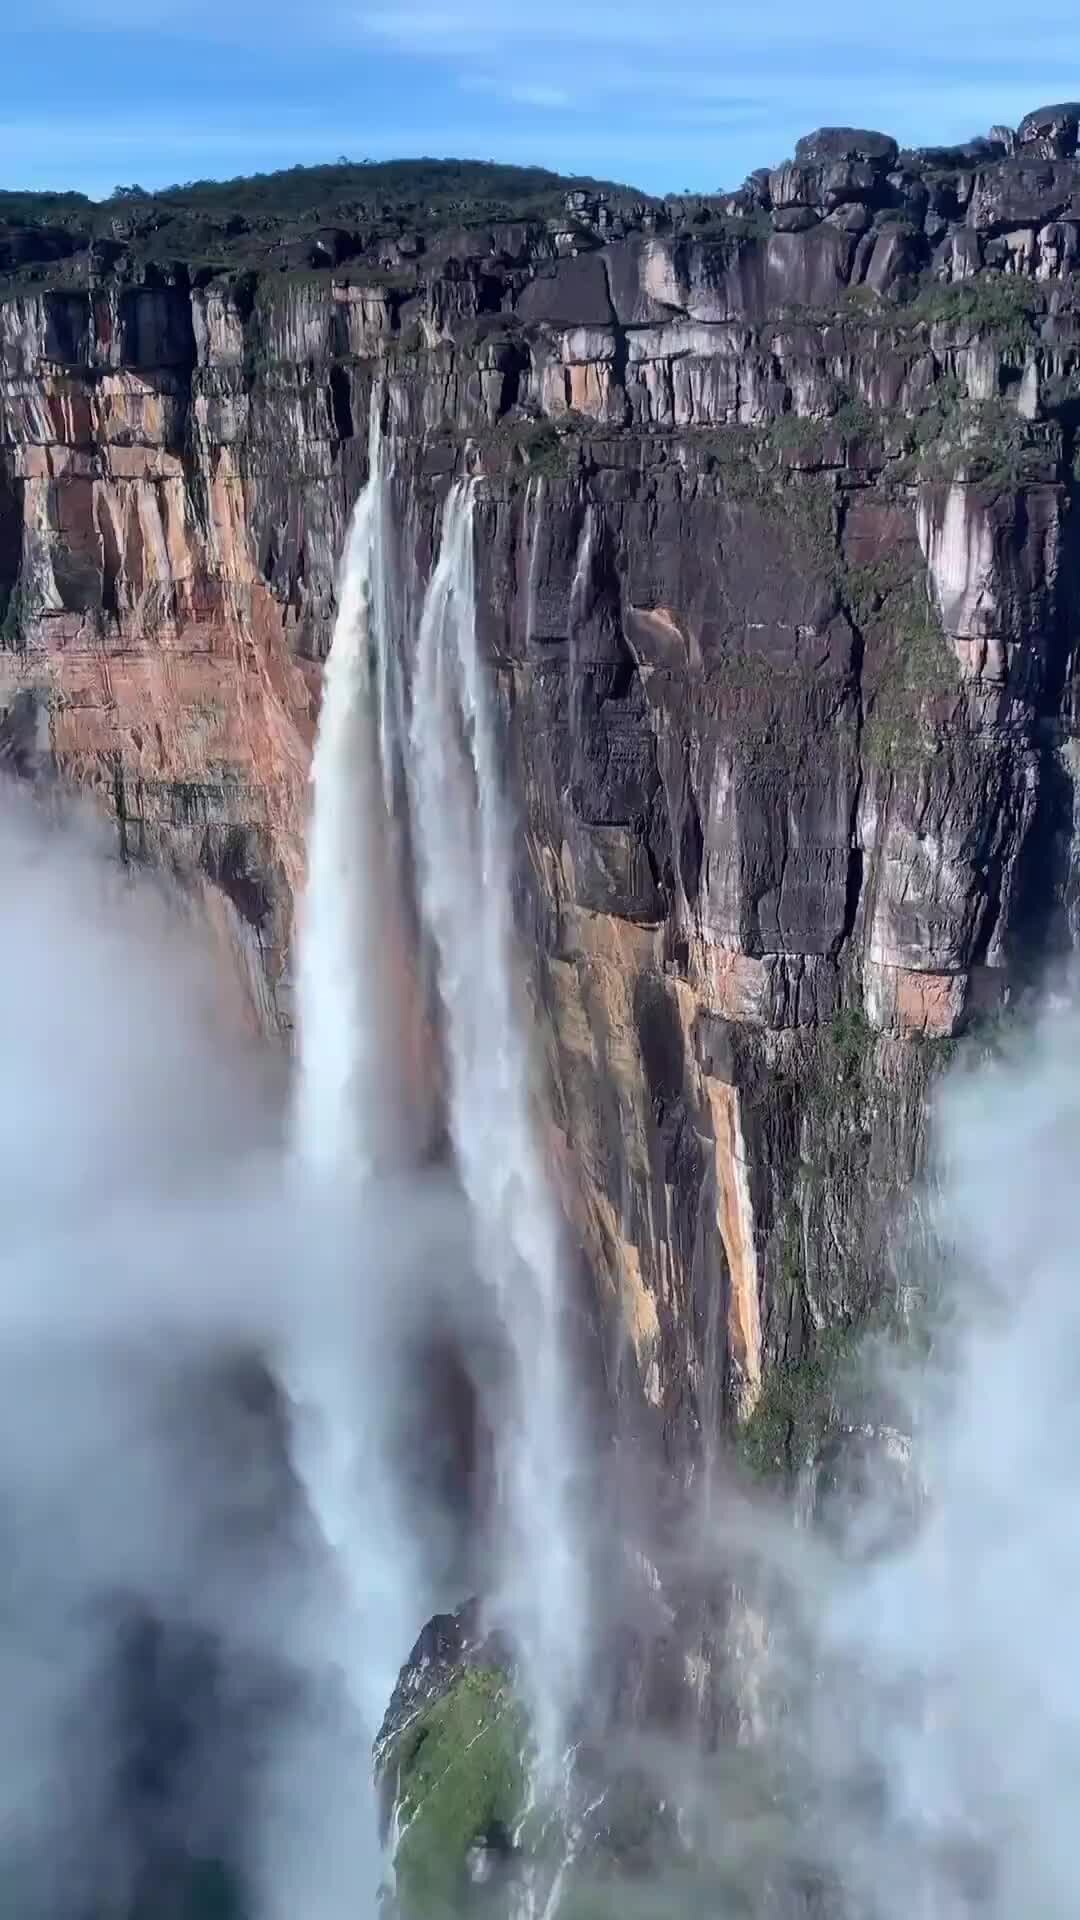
{"left": 294, "top": 395, "right": 409, "bottom": 1177}
{"left": 410, "top": 479, "right": 587, "bottom": 1778}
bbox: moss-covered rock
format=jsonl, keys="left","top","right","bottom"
{"left": 375, "top": 1606, "right": 530, "bottom": 1919}
{"left": 735, "top": 1325, "right": 862, "bottom": 1482}
{"left": 388, "top": 1667, "right": 527, "bottom": 1918}
{"left": 124, "top": 1857, "right": 246, "bottom": 1920}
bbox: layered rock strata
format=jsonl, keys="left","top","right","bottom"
{"left": 3, "top": 109, "right": 1080, "bottom": 1453}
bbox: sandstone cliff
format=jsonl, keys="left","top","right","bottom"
{"left": 4, "top": 113, "right": 1080, "bottom": 1461}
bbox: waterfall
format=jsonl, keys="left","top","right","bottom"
{"left": 409, "top": 480, "right": 587, "bottom": 1779}
{"left": 284, "top": 392, "right": 423, "bottom": 1738}
{"left": 285, "top": 418, "right": 587, "bottom": 1811}
{"left": 293, "top": 397, "right": 411, "bottom": 1178}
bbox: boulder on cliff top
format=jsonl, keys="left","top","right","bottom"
{"left": 795, "top": 127, "right": 899, "bottom": 168}
{"left": 515, "top": 250, "right": 613, "bottom": 329}
{"left": 903, "top": 136, "right": 1000, "bottom": 169}
{"left": 1017, "top": 102, "right": 1080, "bottom": 157}
{"left": 375, "top": 1604, "right": 526, "bottom": 1919}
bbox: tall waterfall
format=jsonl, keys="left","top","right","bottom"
{"left": 410, "top": 480, "right": 587, "bottom": 1776}
{"left": 285, "top": 393, "right": 423, "bottom": 1740}
{"left": 286, "top": 408, "right": 587, "bottom": 1795}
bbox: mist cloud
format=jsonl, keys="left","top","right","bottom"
{"left": 0, "top": 787, "right": 484, "bottom": 1920}
{"left": 592, "top": 999, "right": 1080, "bottom": 1918}
{"left": 3, "top": 750, "right": 1079, "bottom": 1920}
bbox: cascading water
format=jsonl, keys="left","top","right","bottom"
{"left": 293, "top": 395, "right": 411, "bottom": 1179}
{"left": 282, "top": 391, "right": 424, "bottom": 1740}
{"left": 14, "top": 391, "right": 1080, "bottom": 1920}
{"left": 408, "top": 479, "right": 587, "bottom": 1780}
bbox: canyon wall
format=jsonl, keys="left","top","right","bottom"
{"left": 4, "top": 110, "right": 1080, "bottom": 1462}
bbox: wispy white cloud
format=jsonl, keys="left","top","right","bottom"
{"left": 350, "top": 0, "right": 1074, "bottom": 63}
{"left": 506, "top": 84, "right": 574, "bottom": 110}
{"left": 5, "top": 0, "right": 1080, "bottom": 198}
{"left": 6, "top": 0, "right": 262, "bottom": 32}
{"left": 0, "top": 115, "right": 531, "bottom": 200}
{"left": 12, "top": 0, "right": 1080, "bottom": 73}
{"left": 457, "top": 73, "right": 576, "bottom": 110}
{"left": 346, "top": 0, "right": 1080, "bottom": 179}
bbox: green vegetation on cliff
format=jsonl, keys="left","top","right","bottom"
{"left": 906, "top": 273, "right": 1041, "bottom": 347}
{"left": 144, "top": 159, "right": 634, "bottom": 223}
{"left": 736, "top": 1325, "right": 862, "bottom": 1480}
{"left": 859, "top": 578, "right": 959, "bottom": 769}
{"left": 0, "top": 159, "right": 643, "bottom": 298}
{"left": 387, "top": 1668, "right": 528, "bottom": 1918}
{"left": 0, "top": 586, "right": 25, "bottom": 651}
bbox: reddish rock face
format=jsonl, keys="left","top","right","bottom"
{"left": 1, "top": 367, "right": 319, "bottom": 1017}
{"left": 3, "top": 113, "right": 1079, "bottom": 1455}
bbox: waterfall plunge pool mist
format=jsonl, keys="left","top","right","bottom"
{"left": 0, "top": 786, "right": 501, "bottom": 1920}
{"left": 285, "top": 400, "right": 589, "bottom": 1813}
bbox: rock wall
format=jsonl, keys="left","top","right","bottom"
{"left": 4, "top": 108, "right": 1080, "bottom": 1462}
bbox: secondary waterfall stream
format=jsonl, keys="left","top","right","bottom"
{"left": 409, "top": 479, "right": 587, "bottom": 1777}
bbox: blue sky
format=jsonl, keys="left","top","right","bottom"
{"left": 5, "top": 2, "right": 1080, "bottom": 201}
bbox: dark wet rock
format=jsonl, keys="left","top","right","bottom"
{"left": 0, "top": 224, "right": 87, "bottom": 272}
{"left": 904, "top": 137, "right": 999, "bottom": 170}
{"left": 773, "top": 207, "right": 821, "bottom": 234}
{"left": 1017, "top": 101, "right": 1080, "bottom": 159}
{"left": 822, "top": 160, "right": 882, "bottom": 208}
{"left": 827, "top": 201, "right": 873, "bottom": 234}
{"left": 967, "top": 158, "right": 1080, "bottom": 231}
{"left": 795, "top": 128, "right": 899, "bottom": 169}
{"left": 861, "top": 223, "right": 927, "bottom": 293}
{"left": 515, "top": 251, "right": 613, "bottom": 328}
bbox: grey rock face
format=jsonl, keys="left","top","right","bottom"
{"left": 1017, "top": 101, "right": 1080, "bottom": 158}
{"left": 794, "top": 128, "right": 900, "bottom": 168}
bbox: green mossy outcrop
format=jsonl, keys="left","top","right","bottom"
{"left": 384, "top": 1666, "right": 528, "bottom": 1919}
{"left": 735, "top": 1325, "right": 862, "bottom": 1482}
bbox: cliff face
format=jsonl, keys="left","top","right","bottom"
{"left": 4, "top": 113, "right": 1080, "bottom": 1457}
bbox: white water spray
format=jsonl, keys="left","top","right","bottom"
{"left": 282, "top": 423, "right": 587, "bottom": 1848}
{"left": 283, "top": 392, "right": 426, "bottom": 1743}
{"left": 294, "top": 397, "right": 410, "bottom": 1178}
{"left": 409, "top": 480, "right": 587, "bottom": 1778}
